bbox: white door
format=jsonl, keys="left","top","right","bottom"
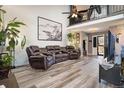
{"left": 92, "top": 36, "right": 97, "bottom": 55}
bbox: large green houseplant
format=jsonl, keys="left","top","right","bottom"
{"left": 67, "top": 32, "right": 77, "bottom": 47}
{"left": 67, "top": 32, "right": 80, "bottom": 49}
{"left": 0, "top": 8, "right": 26, "bottom": 79}
{"left": 67, "top": 33, "right": 74, "bottom": 43}
{"left": 0, "top": 53, "right": 13, "bottom": 79}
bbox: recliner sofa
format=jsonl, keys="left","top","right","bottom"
{"left": 26, "top": 45, "right": 81, "bottom": 70}
{"left": 26, "top": 46, "right": 55, "bottom": 70}
{"left": 66, "top": 46, "right": 81, "bottom": 59}
{"left": 46, "top": 46, "right": 68, "bottom": 63}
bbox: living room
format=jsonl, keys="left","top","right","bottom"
{"left": 2, "top": 5, "right": 69, "bottom": 66}
{"left": 0, "top": 4, "right": 124, "bottom": 89}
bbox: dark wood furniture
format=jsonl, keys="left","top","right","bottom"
{"left": 99, "top": 46, "right": 124, "bottom": 86}
{"left": 0, "top": 71, "right": 19, "bottom": 88}
{"left": 99, "top": 64, "right": 122, "bottom": 86}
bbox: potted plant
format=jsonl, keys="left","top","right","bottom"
{"left": 67, "top": 33, "right": 74, "bottom": 43}
{"left": 67, "top": 32, "right": 80, "bottom": 49}
{"left": 0, "top": 53, "right": 13, "bottom": 79}
{"left": 67, "top": 33, "right": 77, "bottom": 47}
{"left": 0, "top": 8, "right": 26, "bottom": 79}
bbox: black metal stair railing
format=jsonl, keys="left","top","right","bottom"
{"left": 69, "top": 5, "right": 124, "bottom": 26}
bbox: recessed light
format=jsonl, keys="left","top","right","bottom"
{"left": 87, "top": 28, "right": 99, "bottom": 31}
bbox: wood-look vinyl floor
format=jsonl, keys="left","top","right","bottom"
{"left": 12, "top": 56, "right": 122, "bottom": 88}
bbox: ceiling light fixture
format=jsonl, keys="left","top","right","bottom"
{"left": 87, "top": 28, "right": 99, "bottom": 31}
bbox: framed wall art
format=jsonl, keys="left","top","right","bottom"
{"left": 37, "top": 16, "right": 62, "bottom": 41}
{"left": 98, "top": 36, "right": 104, "bottom": 45}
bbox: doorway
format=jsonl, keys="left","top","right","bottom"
{"left": 97, "top": 36, "right": 104, "bottom": 56}
{"left": 92, "top": 36, "right": 97, "bottom": 55}
{"left": 92, "top": 35, "right": 105, "bottom": 56}
{"left": 82, "top": 40, "right": 87, "bottom": 56}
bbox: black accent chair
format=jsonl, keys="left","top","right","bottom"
{"left": 99, "top": 64, "right": 122, "bottom": 86}
{"left": 26, "top": 46, "right": 55, "bottom": 70}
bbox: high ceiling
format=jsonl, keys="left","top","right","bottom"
{"left": 67, "top": 14, "right": 124, "bottom": 33}
{"left": 76, "top": 5, "right": 90, "bottom": 11}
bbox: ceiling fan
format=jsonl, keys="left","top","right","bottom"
{"left": 62, "top": 5, "right": 101, "bottom": 19}
{"left": 62, "top": 5, "right": 88, "bottom": 19}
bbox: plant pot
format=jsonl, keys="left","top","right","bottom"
{"left": 0, "top": 67, "right": 10, "bottom": 80}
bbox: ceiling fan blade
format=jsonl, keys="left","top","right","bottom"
{"left": 62, "top": 12, "right": 71, "bottom": 14}
{"left": 67, "top": 15, "right": 71, "bottom": 18}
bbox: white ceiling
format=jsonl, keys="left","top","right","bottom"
{"left": 76, "top": 5, "right": 90, "bottom": 11}
{"left": 67, "top": 14, "right": 124, "bottom": 33}
{"left": 75, "top": 19, "right": 124, "bottom": 33}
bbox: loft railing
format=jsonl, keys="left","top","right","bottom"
{"left": 69, "top": 5, "right": 124, "bottom": 26}
{"left": 108, "top": 5, "right": 124, "bottom": 15}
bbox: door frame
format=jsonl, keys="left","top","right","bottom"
{"left": 92, "top": 35, "right": 98, "bottom": 55}
{"left": 97, "top": 35, "right": 104, "bottom": 56}
{"left": 92, "top": 34, "right": 105, "bottom": 56}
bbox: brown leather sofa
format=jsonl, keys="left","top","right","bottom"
{"left": 66, "top": 46, "right": 81, "bottom": 59}
{"left": 26, "top": 46, "right": 55, "bottom": 70}
{"left": 26, "top": 45, "right": 81, "bottom": 70}
{"left": 46, "top": 46, "right": 68, "bottom": 63}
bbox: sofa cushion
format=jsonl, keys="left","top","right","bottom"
{"left": 46, "top": 46, "right": 54, "bottom": 51}
{"left": 48, "top": 50, "right": 56, "bottom": 54}
{"left": 66, "top": 46, "right": 75, "bottom": 50}
{"left": 54, "top": 46, "right": 60, "bottom": 50}
{"left": 30, "top": 46, "right": 40, "bottom": 52}
{"left": 55, "top": 53, "right": 68, "bottom": 58}
{"left": 33, "top": 52, "right": 40, "bottom": 56}
{"left": 40, "top": 48, "right": 47, "bottom": 53}
{"left": 69, "top": 52, "right": 78, "bottom": 55}
{"left": 54, "top": 50, "right": 61, "bottom": 54}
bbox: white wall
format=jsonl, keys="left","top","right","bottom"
{"left": 110, "top": 25, "right": 124, "bottom": 46}
{"left": 3, "top": 5, "right": 69, "bottom": 66}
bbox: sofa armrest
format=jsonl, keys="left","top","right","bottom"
{"left": 55, "top": 51, "right": 61, "bottom": 54}
{"left": 29, "top": 55, "right": 47, "bottom": 70}
{"left": 68, "top": 50, "right": 77, "bottom": 53}
{"left": 72, "top": 48, "right": 80, "bottom": 53}
{"left": 68, "top": 49, "right": 81, "bottom": 56}
{"left": 42, "top": 52, "right": 53, "bottom": 56}
{"left": 75, "top": 50, "right": 80, "bottom": 53}
{"left": 61, "top": 50, "right": 68, "bottom": 53}
{"left": 30, "top": 55, "right": 45, "bottom": 59}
